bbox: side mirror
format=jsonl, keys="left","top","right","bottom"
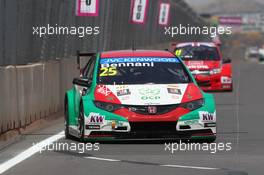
{"left": 223, "top": 58, "right": 231, "bottom": 64}
{"left": 72, "top": 78, "right": 91, "bottom": 87}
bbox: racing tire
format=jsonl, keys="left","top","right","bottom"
{"left": 78, "top": 101, "right": 85, "bottom": 142}
{"left": 64, "top": 97, "right": 71, "bottom": 139}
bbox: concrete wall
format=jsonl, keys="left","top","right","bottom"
{"left": 0, "top": 59, "right": 78, "bottom": 134}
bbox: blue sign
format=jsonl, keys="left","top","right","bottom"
{"left": 100, "top": 57, "right": 179, "bottom": 64}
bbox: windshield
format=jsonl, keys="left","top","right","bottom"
{"left": 97, "top": 57, "right": 192, "bottom": 85}
{"left": 175, "top": 45, "right": 220, "bottom": 60}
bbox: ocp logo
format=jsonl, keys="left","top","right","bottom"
{"left": 141, "top": 96, "right": 160, "bottom": 100}
{"left": 138, "top": 88, "right": 160, "bottom": 96}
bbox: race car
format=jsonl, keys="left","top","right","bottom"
{"left": 64, "top": 50, "right": 216, "bottom": 141}
{"left": 171, "top": 42, "right": 233, "bottom": 91}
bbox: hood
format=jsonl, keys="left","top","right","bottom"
{"left": 94, "top": 83, "right": 202, "bottom": 105}
{"left": 184, "top": 60, "right": 221, "bottom": 71}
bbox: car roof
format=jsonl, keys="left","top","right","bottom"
{"left": 176, "top": 42, "right": 217, "bottom": 48}
{"left": 100, "top": 50, "right": 175, "bottom": 58}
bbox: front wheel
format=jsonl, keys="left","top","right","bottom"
{"left": 78, "top": 102, "right": 85, "bottom": 141}
{"left": 64, "top": 98, "right": 71, "bottom": 139}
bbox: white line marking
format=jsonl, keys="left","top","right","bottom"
{"left": 85, "top": 156, "right": 121, "bottom": 162}
{"left": 235, "top": 61, "right": 241, "bottom": 162}
{"left": 160, "top": 164, "right": 219, "bottom": 170}
{"left": 0, "top": 131, "right": 64, "bottom": 174}
{"left": 85, "top": 156, "right": 219, "bottom": 170}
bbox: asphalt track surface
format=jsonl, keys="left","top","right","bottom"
{"left": 0, "top": 58, "right": 263, "bottom": 175}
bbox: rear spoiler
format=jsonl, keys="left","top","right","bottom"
{"left": 76, "top": 50, "right": 96, "bottom": 69}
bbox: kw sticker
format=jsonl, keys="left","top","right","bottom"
{"left": 199, "top": 111, "right": 216, "bottom": 122}
{"left": 88, "top": 113, "right": 105, "bottom": 124}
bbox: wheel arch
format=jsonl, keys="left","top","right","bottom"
{"left": 65, "top": 89, "right": 77, "bottom": 125}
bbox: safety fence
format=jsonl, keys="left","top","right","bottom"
{"left": 0, "top": 0, "right": 206, "bottom": 66}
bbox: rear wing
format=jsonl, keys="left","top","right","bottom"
{"left": 76, "top": 50, "right": 96, "bottom": 70}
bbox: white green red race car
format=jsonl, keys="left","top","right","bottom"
{"left": 64, "top": 50, "right": 216, "bottom": 141}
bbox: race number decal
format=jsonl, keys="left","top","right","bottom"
{"left": 158, "top": 2, "right": 170, "bottom": 25}
{"left": 76, "top": 0, "right": 99, "bottom": 16}
{"left": 99, "top": 67, "right": 117, "bottom": 77}
{"left": 130, "top": 0, "right": 149, "bottom": 24}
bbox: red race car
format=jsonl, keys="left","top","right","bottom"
{"left": 171, "top": 42, "right": 233, "bottom": 92}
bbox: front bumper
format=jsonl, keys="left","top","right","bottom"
{"left": 83, "top": 113, "right": 216, "bottom": 141}
{"left": 80, "top": 95, "right": 216, "bottom": 141}
{"left": 195, "top": 74, "right": 232, "bottom": 91}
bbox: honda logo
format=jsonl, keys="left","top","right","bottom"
{"left": 148, "top": 106, "right": 157, "bottom": 114}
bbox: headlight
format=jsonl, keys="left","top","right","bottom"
{"left": 210, "top": 68, "right": 221, "bottom": 75}
{"left": 94, "top": 101, "right": 123, "bottom": 112}
{"left": 180, "top": 99, "right": 204, "bottom": 111}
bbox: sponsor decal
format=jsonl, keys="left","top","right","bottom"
{"left": 116, "top": 85, "right": 131, "bottom": 96}
{"left": 138, "top": 88, "right": 160, "bottom": 95}
{"left": 199, "top": 111, "right": 216, "bottom": 122}
{"left": 187, "top": 61, "right": 209, "bottom": 69}
{"left": 86, "top": 125, "right": 100, "bottom": 130}
{"left": 167, "top": 87, "right": 181, "bottom": 95}
{"left": 188, "top": 65, "right": 209, "bottom": 69}
{"left": 175, "top": 49, "right": 182, "bottom": 57}
{"left": 97, "top": 85, "right": 111, "bottom": 96}
{"left": 100, "top": 57, "right": 179, "bottom": 64}
{"left": 99, "top": 67, "right": 117, "bottom": 76}
{"left": 101, "top": 62, "right": 154, "bottom": 68}
{"left": 138, "top": 88, "right": 160, "bottom": 100}
{"left": 191, "top": 70, "right": 209, "bottom": 75}
{"left": 222, "top": 85, "right": 231, "bottom": 89}
{"left": 141, "top": 96, "right": 160, "bottom": 100}
{"left": 182, "top": 119, "right": 199, "bottom": 125}
{"left": 221, "top": 76, "right": 232, "bottom": 84}
{"left": 117, "top": 89, "right": 131, "bottom": 96}
{"left": 76, "top": 0, "right": 99, "bottom": 16}
{"left": 88, "top": 112, "right": 105, "bottom": 124}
